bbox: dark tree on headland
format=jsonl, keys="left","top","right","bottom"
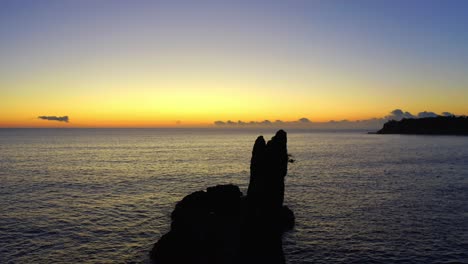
{"left": 149, "top": 130, "right": 295, "bottom": 264}
{"left": 377, "top": 116, "right": 468, "bottom": 135}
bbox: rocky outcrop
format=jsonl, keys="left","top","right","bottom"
{"left": 248, "top": 130, "right": 288, "bottom": 216}
{"left": 149, "top": 130, "right": 295, "bottom": 264}
{"left": 377, "top": 116, "right": 468, "bottom": 135}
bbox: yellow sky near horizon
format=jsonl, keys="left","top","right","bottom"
{"left": 2, "top": 59, "right": 467, "bottom": 128}
{"left": 2, "top": 69, "right": 467, "bottom": 128}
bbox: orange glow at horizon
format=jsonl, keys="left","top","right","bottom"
{"left": 3, "top": 63, "right": 467, "bottom": 128}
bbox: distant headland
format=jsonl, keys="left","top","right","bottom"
{"left": 376, "top": 116, "right": 468, "bottom": 135}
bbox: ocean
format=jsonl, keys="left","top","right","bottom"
{"left": 0, "top": 128, "right": 467, "bottom": 263}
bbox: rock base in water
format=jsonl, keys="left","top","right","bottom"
{"left": 150, "top": 130, "right": 295, "bottom": 264}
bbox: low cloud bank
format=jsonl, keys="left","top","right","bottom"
{"left": 213, "top": 109, "right": 458, "bottom": 129}
{"left": 38, "top": 116, "right": 69, "bottom": 122}
{"left": 385, "top": 109, "right": 454, "bottom": 120}
{"left": 214, "top": 117, "right": 312, "bottom": 127}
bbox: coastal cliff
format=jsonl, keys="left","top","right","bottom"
{"left": 149, "top": 130, "right": 295, "bottom": 264}
{"left": 377, "top": 116, "right": 468, "bottom": 135}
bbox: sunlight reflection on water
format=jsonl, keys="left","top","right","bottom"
{"left": 1, "top": 129, "right": 467, "bottom": 263}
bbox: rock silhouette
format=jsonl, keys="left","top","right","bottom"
{"left": 150, "top": 130, "right": 294, "bottom": 264}
{"left": 377, "top": 116, "right": 468, "bottom": 135}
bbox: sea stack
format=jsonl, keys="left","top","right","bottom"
{"left": 149, "top": 130, "right": 295, "bottom": 264}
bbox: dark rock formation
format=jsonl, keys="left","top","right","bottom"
{"left": 248, "top": 130, "right": 288, "bottom": 215}
{"left": 377, "top": 116, "right": 468, "bottom": 135}
{"left": 150, "top": 130, "right": 295, "bottom": 264}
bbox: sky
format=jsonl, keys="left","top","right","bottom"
{"left": 1, "top": 0, "right": 468, "bottom": 127}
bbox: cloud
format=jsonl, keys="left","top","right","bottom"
{"left": 385, "top": 109, "right": 415, "bottom": 120}
{"left": 385, "top": 109, "right": 455, "bottom": 121}
{"left": 213, "top": 118, "right": 309, "bottom": 127}
{"left": 384, "top": 109, "right": 458, "bottom": 121}
{"left": 38, "top": 116, "right": 69, "bottom": 122}
{"left": 212, "top": 109, "right": 459, "bottom": 129}
{"left": 417, "top": 111, "right": 438, "bottom": 118}
{"left": 223, "top": 120, "right": 269, "bottom": 125}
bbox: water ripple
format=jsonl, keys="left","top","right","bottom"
{"left": 1, "top": 129, "right": 467, "bottom": 263}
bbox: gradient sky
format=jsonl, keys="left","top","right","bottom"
{"left": 1, "top": 0, "right": 468, "bottom": 127}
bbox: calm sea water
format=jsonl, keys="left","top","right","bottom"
{"left": 0, "top": 129, "right": 467, "bottom": 264}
